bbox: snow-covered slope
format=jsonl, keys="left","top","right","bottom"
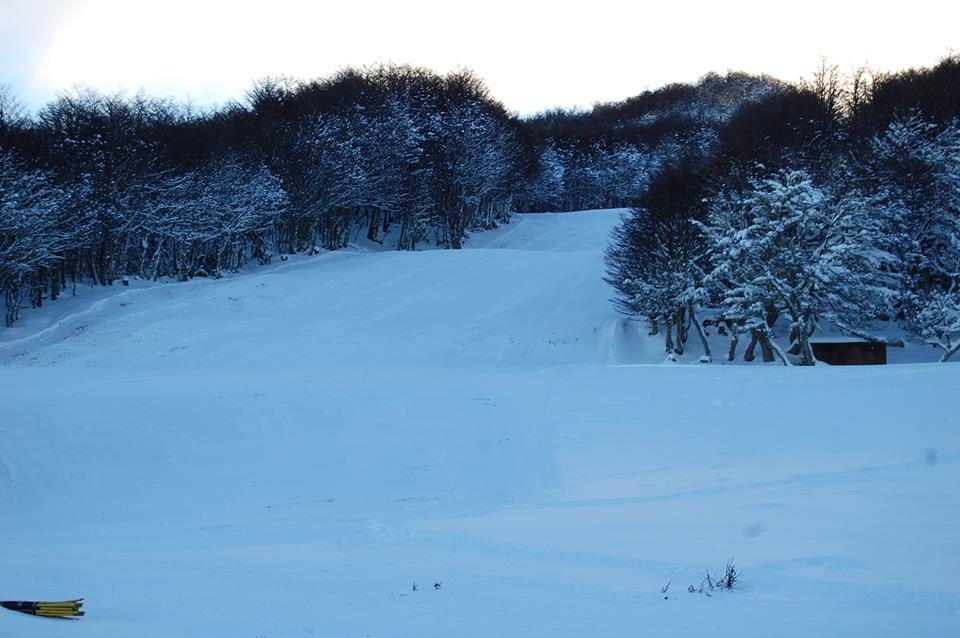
{"left": 1, "top": 210, "right": 958, "bottom": 637}
{"left": 0, "top": 210, "right": 654, "bottom": 370}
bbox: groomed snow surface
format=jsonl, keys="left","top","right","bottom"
{"left": 1, "top": 210, "right": 957, "bottom": 637}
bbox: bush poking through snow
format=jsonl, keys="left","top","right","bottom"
{"left": 685, "top": 559, "right": 740, "bottom": 596}
{"left": 720, "top": 559, "right": 740, "bottom": 590}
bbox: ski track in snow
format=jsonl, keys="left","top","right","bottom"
{"left": 1, "top": 210, "right": 958, "bottom": 637}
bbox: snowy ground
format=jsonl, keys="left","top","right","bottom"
{"left": 1, "top": 210, "right": 958, "bottom": 637}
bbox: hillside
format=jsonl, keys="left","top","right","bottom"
{"left": 1, "top": 210, "right": 958, "bottom": 637}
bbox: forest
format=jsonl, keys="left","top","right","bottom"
{"left": 605, "top": 57, "right": 960, "bottom": 363}
{"left": 1, "top": 58, "right": 958, "bottom": 362}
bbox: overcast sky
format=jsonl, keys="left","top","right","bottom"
{"left": 1, "top": 0, "right": 957, "bottom": 115}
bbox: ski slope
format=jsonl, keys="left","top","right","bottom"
{"left": 0, "top": 211, "right": 658, "bottom": 372}
{"left": 1, "top": 210, "right": 958, "bottom": 637}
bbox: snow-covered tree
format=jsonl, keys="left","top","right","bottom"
{"left": 605, "top": 208, "right": 709, "bottom": 358}
{"left": 35, "top": 89, "right": 175, "bottom": 286}
{"left": 907, "top": 285, "right": 960, "bottom": 361}
{"left": 606, "top": 142, "right": 653, "bottom": 206}
{"left": 285, "top": 98, "right": 435, "bottom": 252}
{"left": 291, "top": 109, "right": 367, "bottom": 250}
{"left": 429, "top": 101, "right": 516, "bottom": 248}
{"left": 868, "top": 115, "right": 960, "bottom": 276}
{"left": 355, "top": 97, "right": 428, "bottom": 248}
{"left": 523, "top": 141, "right": 567, "bottom": 212}
{"left": 866, "top": 115, "right": 960, "bottom": 358}
{"left": 141, "top": 156, "right": 286, "bottom": 280}
{"left": 0, "top": 151, "right": 71, "bottom": 325}
{"left": 700, "top": 168, "right": 901, "bottom": 365}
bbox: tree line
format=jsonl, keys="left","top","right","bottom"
{"left": 2, "top": 57, "right": 957, "bottom": 352}
{"left": 0, "top": 64, "right": 782, "bottom": 327}
{"left": 606, "top": 56, "right": 960, "bottom": 363}
{"left": 0, "top": 67, "right": 527, "bottom": 325}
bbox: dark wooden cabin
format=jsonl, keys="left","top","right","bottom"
{"left": 811, "top": 338, "right": 887, "bottom": 365}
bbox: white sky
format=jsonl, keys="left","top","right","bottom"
{"left": 1, "top": 0, "right": 957, "bottom": 115}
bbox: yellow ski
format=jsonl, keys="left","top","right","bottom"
{"left": 1, "top": 599, "right": 84, "bottom": 618}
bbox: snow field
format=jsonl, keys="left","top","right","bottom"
{"left": 1, "top": 210, "right": 957, "bottom": 636}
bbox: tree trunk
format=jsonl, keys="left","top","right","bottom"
{"left": 673, "top": 311, "right": 685, "bottom": 355}
{"left": 797, "top": 315, "right": 816, "bottom": 365}
{"left": 31, "top": 276, "right": 42, "bottom": 308}
{"left": 744, "top": 330, "right": 757, "bottom": 362}
{"left": 768, "top": 337, "right": 792, "bottom": 366}
{"left": 727, "top": 332, "right": 739, "bottom": 362}
{"left": 677, "top": 307, "right": 689, "bottom": 347}
{"left": 788, "top": 322, "right": 802, "bottom": 355}
{"left": 50, "top": 267, "right": 59, "bottom": 302}
{"left": 366, "top": 208, "right": 380, "bottom": 242}
{"left": 688, "top": 301, "right": 711, "bottom": 362}
{"left": 398, "top": 217, "right": 409, "bottom": 251}
{"left": 149, "top": 240, "right": 165, "bottom": 280}
{"left": 764, "top": 304, "right": 780, "bottom": 330}
{"left": 87, "top": 253, "right": 101, "bottom": 286}
{"left": 940, "top": 341, "right": 960, "bottom": 362}
{"left": 4, "top": 288, "right": 20, "bottom": 327}
{"left": 758, "top": 330, "right": 775, "bottom": 363}
{"left": 664, "top": 319, "right": 674, "bottom": 354}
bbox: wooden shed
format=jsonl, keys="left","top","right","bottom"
{"left": 810, "top": 337, "right": 887, "bottom": 365}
